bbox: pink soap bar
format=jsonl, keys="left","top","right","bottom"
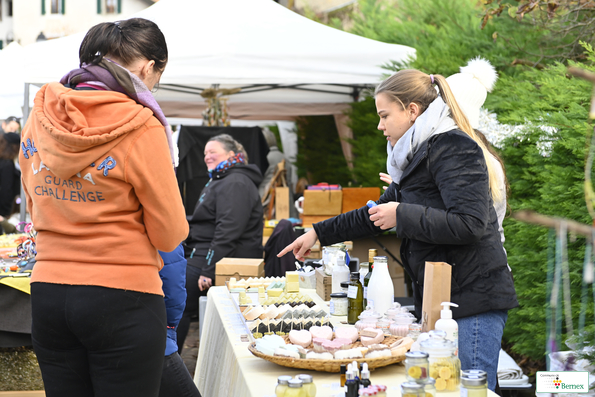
{"left": 310, "top": 325, "right": 333, "bottom": 340}
{"left": 360, "top": 328, "right": 384, "bottom": 346}
{"left": 335, "top": 327, "right": 359, "bottom": 343}
{"left": 289, "top": 329, "right": 312, "bottom": 348}
{"left": 333, "top": 338, "right": 353, "bottom": 350}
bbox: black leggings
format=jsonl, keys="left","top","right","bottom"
{"left": 31, "top": 283, "right": 166, "bottom": 397}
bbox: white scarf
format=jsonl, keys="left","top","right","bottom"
{"left": 386, "top": 96, "right": 457, "bottom": 183}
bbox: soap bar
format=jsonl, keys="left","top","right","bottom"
{"left": 286, "top": 271, "right": 299, "bottom": 283}
{"left": 285, "top": 282, "right": 300, "bottom": 293}
{"left": 267, "top": 288, "right": 283, "bottom": 297}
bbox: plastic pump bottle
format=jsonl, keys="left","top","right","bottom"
{"left": 332, "top": 253, "right": 350, "bottom": 293}
{"left": 434, "top": 302, "right": 459, "bottom": 356}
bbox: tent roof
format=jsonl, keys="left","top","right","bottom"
{"left": 16, "top": 0, "right": 415, "bottom": 118}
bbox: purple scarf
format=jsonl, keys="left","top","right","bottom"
{"left": 60, "top": 58, "right": 176, "bottom": 167}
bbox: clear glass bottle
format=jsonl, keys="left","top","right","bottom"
{"left": 347, "top": 272, "right": 363, "bottom": 324}
{"left": 276, "top": 375, "right": 293, "bottom": 397}
{"left": 405, "top": 351, "right": 430, "bottom": 382}
{"left": 420, "top": 331, "right": 461, "bottom": 392}
{"left": 284, "top": 379, "right": 305, "bottom": 397}
{"left": 366, "top": 256, "right": 394, "bottom": 316}
{"left": 401, "top": 381, "right": 426, "bottom": 397}
{"left": 297, "top": 374, "right": 316, "bottom": 397}
{"left": 362, "top": 249, "right": 377, "bottom": 307}
{"left": 460, "top": 375, "right": 487, "bottom": 397}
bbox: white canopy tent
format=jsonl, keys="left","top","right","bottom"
{"left": 17, "top": 0, "right": 415, "bottom": 120}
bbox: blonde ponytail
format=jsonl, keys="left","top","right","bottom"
{"left": 434, "top": 75, "right": 503, "bottom": 203}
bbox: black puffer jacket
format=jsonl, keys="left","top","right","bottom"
{"left": 314, "top": 130, "right": 518, "bottom": 319}
{"left": 185, "top": 163, "right": 264, "bottom": 279}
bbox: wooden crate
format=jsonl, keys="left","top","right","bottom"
{"left": 315, "top": 267, "right": 332, "bottom": 301}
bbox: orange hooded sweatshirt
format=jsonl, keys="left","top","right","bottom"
{"left": 20, "top": 82, "right": 189, "bottom": 296}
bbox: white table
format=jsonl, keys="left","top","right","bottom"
{"left": 195, "top": 286, "right": 498, "bottom": 397}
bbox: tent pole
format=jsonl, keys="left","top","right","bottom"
{"left": 20, "top": 83, "right": 30, "bottom": 224}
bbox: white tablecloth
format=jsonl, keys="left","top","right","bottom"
{"left": 194, "top": 286, "right": 498, "bottom": 397}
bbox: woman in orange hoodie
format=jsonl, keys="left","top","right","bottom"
{"left": 19, "top": 19, "right": 188, "bottom": 397}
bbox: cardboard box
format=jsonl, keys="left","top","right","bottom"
{"left": 341, "top": 187, "right": 381, "bottom": 213}
{"left": 421, "top": 261, "right": 452, "bottom": 332}
{"left": 215, "top": 258, "right": 265, "bottom": 286}
{"left": 302, "top": 215, "right": 334, "bottom": 228}
{"left": 303, "top": 190, "right": 342, "bottom": 216}
{"left": 275, "top": 186, "right": 290, "bottom": 220}
{"left": 315, "top": 266, "right": 332, "bottom": 301}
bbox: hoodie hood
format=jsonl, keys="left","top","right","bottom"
{"left": 212, "top": 163, "right": 263, "bottom": 187}
{"left": 27, "top": 82, "right": 155, "bottom": 179}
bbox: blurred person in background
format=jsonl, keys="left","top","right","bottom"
{"left": 2, "top": 116, "right": 21, "bottom": 133}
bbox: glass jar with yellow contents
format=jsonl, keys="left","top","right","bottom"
{"left": 420, "top": 331, "right": 461, "bottom": 392}
{"left": 275, "top": 376, "right": 293, "bottom": 397}
{"left": 401, "top": 381, "right": 426, "bottom": 397}
{"left": 297, "top": 374, "right": 316, "bottom": 397}
{"left": 284, "top": 379, "right": 305, "bottom": 397}
{"left": 405, "top": 351, "right": 430, "bottom": 382}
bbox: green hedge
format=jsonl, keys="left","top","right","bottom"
{"left": 294, "top": 0, "right": 595, "bottom": 361}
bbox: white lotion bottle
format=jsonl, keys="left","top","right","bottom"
{"left": 434, "top": 302, "right": 459, "bottom": 356}
{"left": 366, "top": 256, "right": 394, "bottom": 316}
{"left": 331, "top": 253, "right": 350, "bottom": 293}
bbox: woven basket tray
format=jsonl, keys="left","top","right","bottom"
{"left": 247, "top": 335, "right": 406, "bottom": 373}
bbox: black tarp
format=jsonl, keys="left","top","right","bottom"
{"left": 176, "top": 126, "right": 269, "bottom": 215}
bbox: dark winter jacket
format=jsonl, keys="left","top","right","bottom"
{"left": 0, "top": 159, "right": 19, "bottom": 217}
{"left": 314, "top": 130, "right": 518, "bottom": 320}
{"left": 185, "top": 163, "right": 264, "bottom": 279}
{"left": 159, "top": 244, "right": 187, "bottom": 356}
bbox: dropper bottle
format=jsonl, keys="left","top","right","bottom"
{"left": 345, "top": 369, "right": 358, "bottom": 397}
{"left": 360, "top": 363, "right": 371, "bottom": 388}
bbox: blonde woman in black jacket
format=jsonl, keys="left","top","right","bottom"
{"left": 279, "top": 69, "right": 518, "bottom": 391}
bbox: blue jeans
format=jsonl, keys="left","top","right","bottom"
{"left": 458, "top": 310, "right": 508, "bottom": 392}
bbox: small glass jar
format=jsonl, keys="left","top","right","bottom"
{"left": 354, "top": 306, "right": 381, "bottom": 331}
{"left": 423, "top": 377, "right": 437, "bottom": 397}
{"left": 284, "top": 379, "right": 305, "bottom": 397}
{"left": 390, "top": 312, "right": 415, "bottom": 337}
{"left": 297, "top": 374, "right": 316, "bottom": 397}
{"left": 421, "top": 332, "right": 461, "bottom": 392}
{"left": 461, "top": 375, "right": 488, "bottom": 397}
{"left": 329, "top": 292, "right": 348, "bottom": 316}
{"left": 401, "top": 381, "right": 426, "bottom": 397}
{"left": 405, "top": 351, "right": 430, "bottom": 382}
{"left": 407, "top": 323, "right": 422, "bottom": 340}
{"left": 275, "top": 375, "right": 293, "bottom": 397}
{"left": 376, "top": 316, "right": 391, "bottom": 334}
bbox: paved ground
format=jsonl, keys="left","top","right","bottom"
{"left": 180, "top": 320, "right": 200, "bottom": 376}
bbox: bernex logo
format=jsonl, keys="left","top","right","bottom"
{"left": 536, "top": 371, "right": 589, "bottom": 393}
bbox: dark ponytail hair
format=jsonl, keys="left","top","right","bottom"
{"left": 79, "top": 18, "right": 168, "bottom": 73}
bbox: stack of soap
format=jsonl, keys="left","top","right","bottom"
{"left": 285, "top": 271, "right": 300, "bottom": 293}
{"left": 229, "top": 276, "right": 285, "bottom": 290}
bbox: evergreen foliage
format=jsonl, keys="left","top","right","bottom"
{"left": 294, "top": 116, "right": 353, "bottom": 186}
{"left": 313, "top": 0, "right": 595, "bottom": 361}
{"left": 493, "top": 56, "right": 595, "bottom": 359}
